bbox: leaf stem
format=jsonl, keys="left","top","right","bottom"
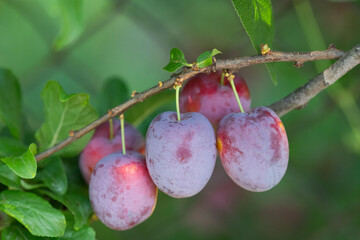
{"left": 120, "top": 114, "right": 126, "bottom": 155}
{"left": 109, "top": 118, "right": 114, "bottom": 140}
{"left": 229, "top": 78, "right": 244, "bottom": 113}
{"left": 175, "top": 85, "right": 181, "bottom": 121}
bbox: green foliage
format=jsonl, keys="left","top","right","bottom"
{"left": 60, "top": 212, "right": 95, "bottom": 240}
{"left": 0, "top": 162, "right": 21, "bottom": 189}
{"left": 37, "top": 157, "right": 68, "bottom": 195}
{"left": 1, "top": 144, "right": 37, "bottom": 179}
{"left": 0, "top": 69, "right": 22, "bottom": 139}
{"left": 163, "top": 48, "right": 222, "bottom": 72}
{"left": 1, "top": 223, "right": 42, "bottom": 240}
{"left": 39, "top": 187, "right": 92, "bottom": 230}
{"left": 35, "top": 81, "right": 98, "bottom": 157}
{"left": 53, "top": 0, "right": 84, "bottom": 50}
{"left": 0, "top": 190, "right": 66, "bottom": 237}
{"left": 163, "top": 48, "right": 192, "bottom": 72}
{"left": 196, "top": 49, "right": 222, "bottom": 68}
{"left": 97, "top": 77, "right": 130, "bottom": 113}
{"left": 231, "top": 0, "right": 277, "bottom": 84}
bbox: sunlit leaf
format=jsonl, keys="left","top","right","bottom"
{"left": 36, "top": 81, "right": 98, "bottom": 157}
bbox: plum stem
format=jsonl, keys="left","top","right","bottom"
{"left": 175, "top": 85, "right": 181, "bottom": 121}
{"left": 109, "top": 118, "right": 114, "bottom": 140}
{"left": 120, "top": 114, "right": 126, "bottom": 155}
{"left": 229, "top": 77, "right": 245, "bottom": 113}
{"left": 220, "top": 71, "right": 225, "bottom": 85}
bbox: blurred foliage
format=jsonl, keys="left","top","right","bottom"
{"left": 0, "top": 0, "right": 359, "bottom": 239}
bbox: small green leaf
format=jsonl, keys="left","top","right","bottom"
{"left": 0, "top": 69, "right": 22, "bottom": 139}
{"left": 39, "top": 187, "right": 92, "bottom": 230}
{"left": 231, "top": 0, "right": 277, "bottom": 84}
{"left": 0, "top": 190, "right": 66, "bottom": 237}
{"left": 97, "top": 77, "right": 129, "bottom": 113}
{"left": 53, "top": 0, "right": 84, "bottom": 51}
{"left": 1, "top": 143, "right": 37, "bottom": 179}
{"left": 36, "top": 81, "right": 98, "bottom": 157}
{"left": 37, "top": 156, "right": 68, "bottom": 195}
{"left": 163, "top": 48, "right": 192, "bottom": 72}
{"left": 196, "top": 49, "right": 222, "bottom": 68}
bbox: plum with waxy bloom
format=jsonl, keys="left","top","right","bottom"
{"left": 146, "top": 111, "right": 217, "bottom": 198}
{"left": 217, "top": 107, "right": 289, "bottom": 192}
{"left": 89, "top": 151, "right": 157, "bottom": 230}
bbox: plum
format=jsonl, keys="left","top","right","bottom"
{"left": 89, "top": 151, "right": 157, "bottom": 230}
{"left": 146, "top": 111, "right": 217, "bottom": 198}
{"left": 217, "top": 107, "right": 289, "bottom": 192}
{"left": 179, "top": 71, "right": 251, "bottom": 128}
{"left": 79, "top": 119, "right": 144, "bottom": 183}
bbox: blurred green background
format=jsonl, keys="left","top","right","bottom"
{"left": 0, "top": 0, "right": 360, "bottom": 239}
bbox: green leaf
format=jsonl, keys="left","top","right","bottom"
{"left": 35, "top": 81, "right": 98, "bottom": 157}
{"left": 1, "top": 223, "right": 45, "bottom": 240}
{"left": 97, "top": 77, "right": 129, "bottom": 113}
{"left": 0, "top": 69, "right": 22, "bottom": 139}
{"left": 39, "top": 187, "right": 92, "bottom": 230}
{"left": 196, "top": 49, "right": 222, "bottom": 68}
{"left": 1, "top": 144, "right": 37, "bottom": 179}
{"left": 0, "top": 162, "right": 21, "bottom": 188}
{"left": 37, "top": 156, "right": 68, "bottom": 195}
{"left": 0, "top": 190, "right": 66, "bottom": 237}
{"left": 53, "top": 0, "right": 84, "bottom": 51}
{"left": 163, "top": 48, "right": 192, "bottom": 72}
{"left": 60, "top": 212, "right": 95, "bottom": 240}
{"left": 0, "top": 138, "right": 27, "bottom": 157}
{"left": 231, "top": 0, "right": 277, "bottom": 84}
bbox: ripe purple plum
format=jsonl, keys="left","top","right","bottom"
{"left": 146, "top": 111, "right": 217, "bottom": 198}
{"left": 79, "top": 119, "right": 144, "bottom": 183}
{"left": 89, "top": 151, "right": 157, "bottom": 230}
{"left": 179, "top": 71, "right": 251, "bottom": 127}
{"left": 217, "top": 107, "right": 289, "bottom": 192}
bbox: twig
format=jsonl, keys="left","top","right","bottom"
{"left": 269, "top": 44, "right": 360, "bottom": 116}
{"left": 35, "top": 45, "right": 359, "bottom": 161}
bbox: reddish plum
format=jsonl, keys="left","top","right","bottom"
{"left": 89, "top": 151, "right": 157, "bottom": 230}
{"left": 179, "top": 71, "right": 251, "bottom": 127}
{"left": 217, "top": 107, "right": 289, "bottom": 192}
{"left": 146, "top": 111, "right": 217, "bottom": 198}
{"left": 79, "top": 119, "right": 144, "bottom": 183}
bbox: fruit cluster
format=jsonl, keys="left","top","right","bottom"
{"left": 82, "top": 71, "right": 289, "bottom": 230}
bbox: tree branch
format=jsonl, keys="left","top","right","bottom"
{"left": 35, "top": 45, "right": 359, "bottom": 161}
{"left": 269, "top": 44, "right": 360, "bottom": 116}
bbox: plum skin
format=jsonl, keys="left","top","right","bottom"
{"left": 79, "top": 119, "right": 144, "bottom": 183}
{"left": 217, "top": 107, "right": 289, "bottom": 192}
{"left": 89, "top": 151, "right": 157, "bottom": 230}
{"left": 179, "top": 71, "right": 251, "bottom": 127}
{"left": 146, "top": 111, "right": 217, "bottom": 198}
